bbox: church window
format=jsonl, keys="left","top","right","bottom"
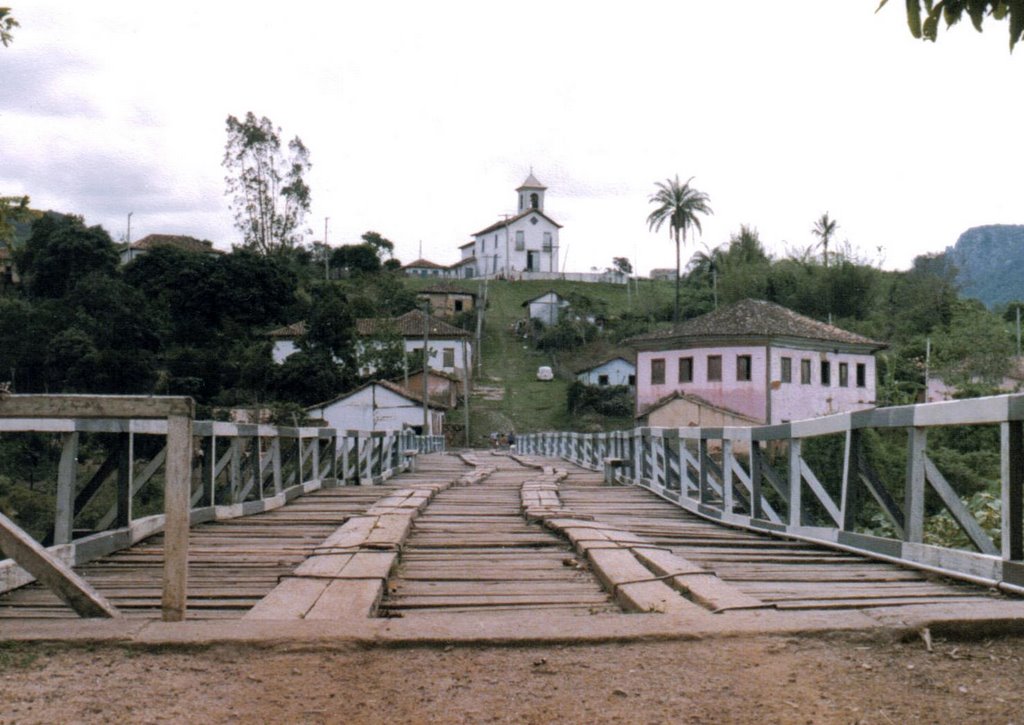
{"left": 515, "top": 230, "right": 525, "bottom": 250}
{"left": 530, "top": 192, "right": 539, "bottom": 209}
{"left": 530, "top": 217, "right": 539, "bottom": 225}
{"left": 542, "top": 232, "right": 552, "bottom": 251}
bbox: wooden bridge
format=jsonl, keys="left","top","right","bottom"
{"left": 3, "top": 394, "right": 1024, "bottom": 642}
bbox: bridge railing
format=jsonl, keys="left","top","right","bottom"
{"left": 0, "top": 395, "right": 443, "bottom": 620}
{"left": 519, "top": 393, "right": 1024, "bottom": 596}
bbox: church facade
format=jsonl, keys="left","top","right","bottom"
{"left": 461, "top": 173, "right": 561, "bottom": 279}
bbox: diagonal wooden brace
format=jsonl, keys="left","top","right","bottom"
{"left": 0, "top": 511, "right": 120, "bottom": 618}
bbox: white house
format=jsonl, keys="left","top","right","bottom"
{"left": 522, "top": 291, "right": 569, "bottom": 325}
{"left": 306, "top": 381, "right": 446, "bottom": 435}
{"left": 402, "top": 258, "right": 449, "bottom": 278}
{"left": 576, "top": 357, "right": 636, "bottom": 388}
{"left": 468, "top": 173, "right": 561, "bottom": 278}
{"left": 268, "top": 311, "right": 472, "bottom": 381}
{"left": 120, "top": 234, "right": 224, "bottom": 265}
{"left": 357, "top": 310, "right": 473, "bottom": 380}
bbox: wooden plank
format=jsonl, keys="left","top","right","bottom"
{"left": 0, "top": 511, "right": 120, "bottom": 618}
{"left": 304, "top": 579, "right": 383, "bottom": 619}
{"left": 244, "top": 577, "right": 328, "bottom": 619}
{"left": 0, "top": 394, "right": 194, "bottom": 419}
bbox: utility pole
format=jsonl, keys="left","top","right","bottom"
{"left": 462, "top": 333, "right": 471, "bottom": 446}
{"left": 127, "top": 212, "right": 133, "bottom": 246}
{"left": 422, "top": 304, "right": 430, "bottom": 435}
{"left": 324, "top": 217, "right": 330, "bottom": 280}
{"left": 1017, "top": 306, "right": 1021, "bottom": 358}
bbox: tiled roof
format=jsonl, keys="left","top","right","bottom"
{"left": 356, "top": 310, "right": 470, "bottom": 338}
{"left": 267, "top": 321, "right": 307, "bottom": 339}
{"left": 636, "top": 391, "right": 761, "bottom": 423}
{"left": 308, "top": 380, "right": 447, "bottom": 412}
{"left": 402, "top": 258, "right": 447, "bottom": 269}
{"left": 516, "top": 173, "right": 546, "bottom": 190}
{"left": 416, "top": 284, "right": 477, "bottom": 298}
{"left": 129, "top": 234, "right": 223, "bottom": 254}
{"left": 458, "top": 241, "right": 476, "bottom": 249}
{"left": 521, "top": 290, "right": 566, "bottom": 307}
{"left": 472, "top": 208, "right": 562, "bottom": 237}
{"left": 574, "top": 356, "right": 634, "bottom": 375}
{"left": 627, "top": 299, "right": 885, "bottom": 349}
{"left": 450, "top": 256, "right": 476, "bottom": 267}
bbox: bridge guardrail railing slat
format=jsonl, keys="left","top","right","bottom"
{"left": 0, "top": 394, "right": 443, "bottom": 620}
{"left": 518, "top": 392, "right": 1024, "bottom": 596}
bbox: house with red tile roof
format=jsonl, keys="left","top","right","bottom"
{"left": 628, "top": 299, "right": 886, "bottom": 426}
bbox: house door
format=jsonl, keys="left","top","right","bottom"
{"left": 527, "top": 251, "right": 538, "bottom": 272}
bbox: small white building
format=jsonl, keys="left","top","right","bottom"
{"left": 522, "top": 291, "right": 569, "bottom": 325}
{"left": 357, "top": 310, "right": 473, "bottom": 380}
{"left": 469, "top": 173, "right": 561, "bottom": 278}
{"left": 307, "top": 381, "right": 446, "bottom": 434}
{"left": 576, "top": 357, "right": 636, "bottom": 388}
{"left": 120, "top": 234, "right": 224, "bottom": 265}
{"left": 402, "top": 258, "right": 449, "bottom": 278}
{"left": 268, "top": 311, "right": 472, "bottom": 381}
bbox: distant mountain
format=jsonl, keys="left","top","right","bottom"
{"left": 946, "top": 225, "right": 1024, "bottom": 308}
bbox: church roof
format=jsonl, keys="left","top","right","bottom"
{"left": 516, "top": 173, "right": 547, "bottom": 190}
{"left": 472, "top": 208, "right": 562, "bottom": 237}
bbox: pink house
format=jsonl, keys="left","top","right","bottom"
{"left": 629, "top": 299, "right": 886, "bottom": 425}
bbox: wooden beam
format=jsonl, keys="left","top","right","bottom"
{"left": 0, "top": 394, "right": 193, "bottom": 419}
{"left": 161, "top": 414, "right": 192, "bottom": 622}
{"left": 53, "top": 432, "right": 78, "bottom": 545}
{"left": 1002, "top": 421, "right": 1024, "bottom": 561}
{"left": 0, "top": 511, "right": 119, "bottom": 618}
{"left": 904, "top": 427, "right": 927, "bottom": 544}
{"left": 924, "top": 454, "right": 998, "bottom": 555}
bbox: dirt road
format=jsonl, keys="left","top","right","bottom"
{"left": 3, "top": 632, "right": 1024, "bottom": 723}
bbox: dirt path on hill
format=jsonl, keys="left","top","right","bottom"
{"left": 3, "top": 632, "right": 1024, "bottom": 723}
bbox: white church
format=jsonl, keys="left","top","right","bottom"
{"left": 404, "top": 172, "right": 626, "bottom": 284}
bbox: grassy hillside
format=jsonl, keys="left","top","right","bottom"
{"left": 405, "top": 276, "right": 676, "bottom": 444}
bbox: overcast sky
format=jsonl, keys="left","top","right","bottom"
{"left": 2, "top": 2, "right": 1021, "bottom": 274}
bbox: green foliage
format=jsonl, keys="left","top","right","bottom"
{"left": 331, "top": 243, "right": 381, "bottom": 275}
{"left": 223, "top": 112, "right": 311, "bottom": 255}
{"left": 647, "top": 175, "right": 713, "bottom": 322}
{"left": 16, "top": 214, "right": 119, "bottom": 299}
{"left": 361, "top": 231, "right": 395, "bottom": 258}
{"left": 880, "top": 0, "right": 1024, "bottom": 51}
{"left": 566, "top": 381, "right": 633, "bottom": 417}
{"left": 810, "top": 213, "right": 838, "bottom": 268}
{"left": 536, "top": 317, "right": 598, "bottom": 351}
{"left": 0, "top": 7, "right": 18, "bottom": 48}
{"left": 0, "top": 195, "right": 29, "bottom": 245}
{"left": 931, "top": 299, "right": 1014, "bottom": 386}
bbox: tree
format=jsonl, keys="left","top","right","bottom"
{"left": 646, "top": 175, "right": 713, "bottom": 323}
{"left": 811, "top": 212, "right": 838, "bottom": 268}
{"left": 611, "top": 257, "right": 632, "bottom": 275}
{"left": 223, "top": 112, "right": 311, "bottom": 255}
{"left": 331, "top": 243, "right": 381, "bottom": 275}
{"left": 16, "top": 213, "right": 119, "bottom": 299}
{"left": 879, "top": 0, "right": 1024, "bottom": 51}
{"left": 0, "top": 195, "right": 30, "bottom": 245}
{"left": 0, "top": 7, "right": 18, "bottom": 47}
{"left": 361, "top": 231, "right": 395, "bottom": 259}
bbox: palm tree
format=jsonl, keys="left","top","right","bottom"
{"left": 647, "top": 176, "right": 713, "bottom": 323}
{"left": 811, "top": 212, "right": 838, "bottom": 268}
{"left": 686, "top": 242, "right": 724, "bottom": 309}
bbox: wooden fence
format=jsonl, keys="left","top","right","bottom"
{"left": 519, "top": 393, "right": 1024, "bottom": 596}
{"left": 0, "top": 395, "right": 443, "bottom": 620}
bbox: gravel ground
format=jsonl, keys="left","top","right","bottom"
{"left": 3, "top": 632, "right": 1024, "bottom": 723}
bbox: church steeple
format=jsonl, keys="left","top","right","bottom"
{"left": 516, "top": 169, "right": 547, "bottom": 213}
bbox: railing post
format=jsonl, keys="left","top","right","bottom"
{"left": 698, "top": 437, "right": 709, "bottom": 504}
{"left": 270, "top": 435, "right": 282, "bottom": 495}
{"left": 840, "top": 428, "right": 862, "bottom": 532}
{"left": 750, "top": 440, "right": 763, "bottom": 520}
{"left": 115, "top": 432, "right": 133, "bottom": 528}
{"left": 202, "top": 433, "right": 215, "bottom": 506}
{"left": 788, "top": 438, "right": 802, "bottom": 527}
{"left": 162, "top": 412, "right": 193, "bottom": 622}
{"left": 1002, "top": 421, "right": 1024, "bottom": 560}
{"left": 54, "top": 432, "right": 79, "bottom": 545}
{"left": 722, "top": 439, "right": 734, "bottom": 514}
{"left": 905, "top": 427, "right": 927, "bottom": 544}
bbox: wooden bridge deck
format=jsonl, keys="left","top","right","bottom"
{"left": 0, "top": 452, "right": 1015, "bottom": 626}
